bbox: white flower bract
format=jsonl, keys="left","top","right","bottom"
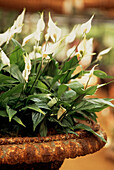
{"left": 22, "top": 54, "right": 31, "bottom": 82}
{"left": 0, "top": 49, "right": 10, "bottom": 66}
{"left": 46, "top": 13, "right": 61, "bottom": 42}
{"left": 81, "top": 15, "right": 94, "bottom": 34}
{"left": 0, "top": 9, "right": 25, "bottom": 46}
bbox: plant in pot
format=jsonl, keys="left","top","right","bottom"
{"left": 0, "top": 9, "right": 113, "bottom": 170}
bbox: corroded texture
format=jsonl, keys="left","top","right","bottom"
{"left": 0, "top": 125, "right": 107, "bottom": 166}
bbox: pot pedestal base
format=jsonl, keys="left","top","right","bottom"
{"left": 0, "top": 124, "right": 107, "bottom": 170}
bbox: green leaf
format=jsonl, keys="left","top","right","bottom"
{"left": 65, "top": 129, "right": 78, "bottom": 136}
{"left": 0, "top": 74, "right": 18, "bottom": 84}
{"left": 47, "top": 97, "right": 57, "bottom": 108}
{"left": 30, "top": 98, "right": 50, "bottom": 110}
{"left": 43, "top": 59, "right": 58, "bottom": 77}
{"left": 57, "top": 84, "right": 67, "bottom": 98}
{"left": 66, "top": 81, "right": 84, "bottom": 94}
{"left": 75, "top": 98, "right": 114, "bottom": 112}
{"left": 21, "top": 104, "right": 46, "bottom": 115}
{"left": 60, "top": 69, "right": 75, "bottom": 84}
{"left": 4, "top": 64, "right": 25, "bottom": 83}
{"left": 52, "top": 74, "right": 63, "bottom": 86}
{"left": 94, "top": 70, "right": 114, "bottom": 79}
{"left": 74, "top": 123, "right": 106, "bottom": 142}
{"left": 0, "top": 83, "right": 24, "bottom": 106}
{"left": 39, "top": 121, "right": 47, "bottom": 137}
{"left": 6, "top": 105, "right": 17, "bottom": 122}
{"left": 85, "top": 85, "right": 97, "bottom": 95}
{"left": 48, "top": 117, "right": 68, "bottom": 128}
{"left": 62, "top": 55, "right": 79, "bottom": 72}
{"left": 37, "top": 80, "right": 48, "bottom": 93}
{"left": 62, "top": 115, "right": 74, "bottom": 127}
{"left": 62, "top": 90, "right": 78, "bottom": 102}
{"left": 70, "top": 110, "right": 90, "bottom": 120}
{"left": 10, "top": 45, "right": 25, "bottom": 72}
{"left": 0, "top": 110, "right": 8, "bottom": 117}
{"left": 12, "top": 38, "right": 22, "bottom": 48}
{"left": 13, "top": 116, "right": 26, "bottom": 127}
{"left": 51, "top": 56, "right": 79, "bottom": 86}
{"left": 26, "top": 94, "right": 51, "bottom": 103}
{"left": 32, "top": 112, "right": 45, "bottom": 131}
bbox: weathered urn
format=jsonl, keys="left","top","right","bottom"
{"left": 0, "top": 122, "right": 107, "bottom": 170}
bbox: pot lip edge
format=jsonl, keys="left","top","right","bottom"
{"left": 0, "top": 126, "right": 107, "bottom": 145}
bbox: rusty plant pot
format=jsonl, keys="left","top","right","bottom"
{"left": 0, "top": 122, "right": 107, "bottom": 170}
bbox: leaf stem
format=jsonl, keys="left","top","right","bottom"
{"left": 28, "top": 63, "right": 42, "bottom": 94}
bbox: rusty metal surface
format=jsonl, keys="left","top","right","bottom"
{"left": 0, "top": 125, "right": 107, "bottom": 165}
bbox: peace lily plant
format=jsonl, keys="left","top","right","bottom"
{"left": 0, "top": 9, "right": 113, "bottom": 141}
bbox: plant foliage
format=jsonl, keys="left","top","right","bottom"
{"left": 0, "top": 10, "right": 113, "bottom": 142}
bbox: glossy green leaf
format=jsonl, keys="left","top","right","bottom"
{"left": 75, "top": 98, "right": 114, "bottom": 112}
{"left": 85, "top": 85, "right": 97, "bottom": 95}
{"left": 48, "top": 117, "right": 68, "bottom": 128}
{"left": 65, "top": 129, "right": 78, "bottom": 136}
{"left": 10, "top": 44, "right": 25, "bottom": 72}
{"left": 4, "top": 64, "right": 25, "bottom": 83}
{"left": 39, "top": 121, "right": 47, "bottom": 137}
{"left": 32, "top": 112, "right": 45, "bottom": 131}
{"left": 13, "top": 116, "right": 26, "bottom": 127}
{"left": 6, "top": 105, "right": 17, "bottom": 122}
{"left": 0, "top": 74, "right": 18, "bottom": 84}
{"left": 62, "top": 55, "right": 79, "bottom": 72}
{"left": 0, "top": 110, "right": 8, "bottom": 117}
{"left": 94, "top": 70, "right": 114, "bottom": 79}
{"left": 74, "top": 123, "right": 106, "bottom": 142}
{"left": 37, "top": 80, "right": 48, "bottom": 93}
{"left": 66, "top": 81, "right": 84, "bottom": 94}
{"left": 62, "top": 90, "right": 78, "bottom": 104}
{"left": 60, "top": 69, "right": 75, "bottom": 83}
{"left": 12, "top": 38, "right": 22, "bottom": 48}
{"left": 30, "top": 98, "right": 50, "bottom": 110}
{"left": 0, "top": 83, "right": 24, "bottom": 105}
{"left": 57, "top": 84, "right": 67, "bottom": 98}
{"left": 21, "top": 104, "right": 46, "bottom": 115}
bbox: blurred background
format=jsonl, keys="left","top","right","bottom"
{"left": 0, "top": 0, "right": 114, "bottom": 169}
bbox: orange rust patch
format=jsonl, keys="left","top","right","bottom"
{"left": 0, "top": 126, "right": 107, "bottom": 165}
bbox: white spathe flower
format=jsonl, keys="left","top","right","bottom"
{"left": 11, "top": 8, "right": 25, "bottom": 33}
{"left": 29, "top": 43, "right": 52, "bottom": 60}
{"left": 67, "top": 46, "right": 76, "bottom": 58}
{"left": 78, "top": 38, "right": 94, "bottom": 68}
{"left": 29, "top": 51, "right": 42, "bottom": 60}
{"left": 84, "top": 64, "right": 98, "bottom": 88}
{"left": 78, "top": 38, "right": 93, "bottom": 57}
{"left": 88, "top": 64, "right": 98, "bottom": 78}
{"left": 35, "top": 13, "right": 45, "bottom": 41}
{"left": 22, "top": 33, "right": 34, "bottom": 46}
{"left": 0, "top": 9, "right": 25, "bottom": 46}
{"left": 0, "top": 49, "right": 10, "bottom": 66}
{"left": 65, "top": 25, "right": 80, "bottom": 44}
{"left": 57, "top": 106, "right": 66, "bottom": 119}
{"left": 81, "top": 15, "right": 94, "bottom": 34}
{"left": 22, "top": 54, "right": 31, "bottom": 82}
{"left": 97, "top": 47, "right": 111, "bottom": 61}
{"left": 46, "top": 13, "right": 61, "bottom": 42}
{"left": 0, "top": 29, "right": 10, "bottom": 46}
{"left": 29, "top": 45, "right": 42, "bottom": 60}
{"left": 45, "top": 40, "right": 62, "bottom": 56}
{"left": 22, "top": 12, "right": 45, "bottom": 46}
